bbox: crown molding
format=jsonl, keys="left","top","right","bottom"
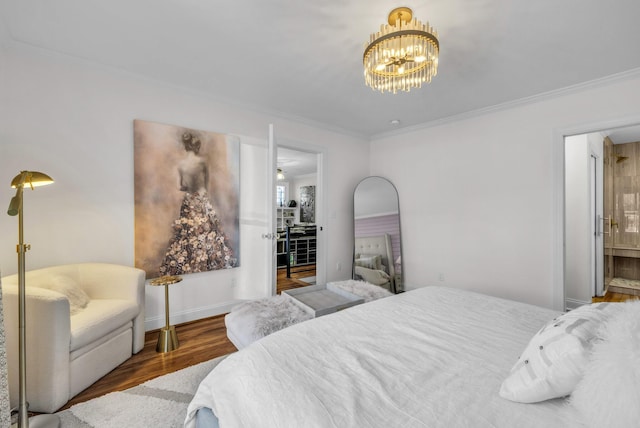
{"left": 370, "top": 67, "right": 640, "bottom": 141}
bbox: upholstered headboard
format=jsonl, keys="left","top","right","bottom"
{"left": 354, "top": 234, "right": 395, "bottom": 291}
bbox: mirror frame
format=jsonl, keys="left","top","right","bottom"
{"left": 353, "top": 176, "right": 403, "bottom": 293}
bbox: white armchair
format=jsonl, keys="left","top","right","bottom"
{"left": 1, "top": 263, "right": 145, "bottom": 413}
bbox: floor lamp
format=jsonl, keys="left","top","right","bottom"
{"left": 7, "top": 171, "right": 60, "bottom": 428}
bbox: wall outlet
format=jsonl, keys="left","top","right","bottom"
{"left": 336, "top": 262, "right": 342, "bottom": 271}
{"left": 230, "top": 278, "right": 236, "bottom": 288}
{"left": 438, "top": 273, "right": 445, "bottom": 281}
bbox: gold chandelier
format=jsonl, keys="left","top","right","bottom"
{"left": 363, "top": 7, "right": 439, "bottom": 93}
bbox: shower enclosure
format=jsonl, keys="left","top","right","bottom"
{"left": 603, "top": 136, "right": 640, "bottom": 296}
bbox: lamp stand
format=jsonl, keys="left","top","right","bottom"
{"left": 149, "top": 275, "right": 182, "bottom": 353}
{"left": 156, "top": 283, "right": 179, "bottom": 352}
{"left": 7, "top": 173, "right": 59, "bottom": 428}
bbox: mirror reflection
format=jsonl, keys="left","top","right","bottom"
{"left": 353, "top": 176, "right": 403, "bottom": 293}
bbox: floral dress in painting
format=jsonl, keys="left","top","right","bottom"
{"left": 159, "top": 191, "right": 235, "bottom": 276}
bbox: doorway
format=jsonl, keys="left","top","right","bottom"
{"left": 275, "top": 147, "right": 320, "bottom": 293}
{"left": 564, "top": 124, "right": 640, "bottom": 309}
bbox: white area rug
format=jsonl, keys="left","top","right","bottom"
{"left": 299, "top": 276, "right": 316, "bottom": 284}
{"left": 56, "top": 355, "right": 228, "bottom": 427}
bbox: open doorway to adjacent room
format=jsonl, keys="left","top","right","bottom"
{"left": 564, "top": 123, "right": 640, "bottom": 309}
{"left": 275, "top": 147, "right": 319, "bottom": 293}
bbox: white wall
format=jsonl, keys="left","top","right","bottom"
{"left": 370, "top": 74, "right": 640, "bottom": 309}
{"left": 564, "top": 134, "right": 592, "bottom": 308}
{"left": 0, "top": 44, "right": 369, "bottom": 329}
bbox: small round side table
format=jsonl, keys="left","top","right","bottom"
{"left": 149, "top": 275, "right": 183, "bottom": 353}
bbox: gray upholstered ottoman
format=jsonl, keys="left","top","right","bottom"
{"left": 225, "top": 280, "right": 393, "bottom": 350}
{"left": 225, "top": 295, "right": 312, "bottom": 349}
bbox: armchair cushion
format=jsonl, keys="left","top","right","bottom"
{"left": 70, "top": 299, "right": 139, "bottom": 352}
{"left": 43, "top": 275, "right": 90, "bottom": 315}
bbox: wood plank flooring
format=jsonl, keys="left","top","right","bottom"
{"left": 277, "top": 264, "right": 317, "bottom": 292}
{"left": 63, "top": 265, "right": 315, "bottom": 410}
{"left": 592, "top": 290, "right": 640, "bottom": 303}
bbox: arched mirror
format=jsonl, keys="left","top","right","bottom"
{"left": 353, "top": 176, "right": 403, "bottom": 293}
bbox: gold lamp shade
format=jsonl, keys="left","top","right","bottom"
{"left": 8, "top": 171, "right": 54, "bottom": 217}
{"left": 10, "top": 171, "right": 54, "bottom": 189}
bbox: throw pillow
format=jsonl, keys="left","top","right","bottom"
{"left": 570, "top": 299, "right": 640, "bottom": 428}
{"left": 47, "top": 275, "right": 91, "bottom": 315}
{"left": 355, "top": 255, "right": 382, "bottom": 271}
{"left": 499, "top": 302, "right": 620, "bottom": 403}
{"left": 354, "top": 266, "right": 390, "bottom": 286}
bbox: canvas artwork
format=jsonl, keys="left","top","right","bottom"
{"left": 134, "top": 120, "right": 240, "bottom": 278}
{"left": 300, "top": 185, "right": 316, "bottom": 223}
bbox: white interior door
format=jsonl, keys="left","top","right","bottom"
{"left": 268, "top": 125, "right": 277, "bottom": 294}
{"left": 234, "top": 126, "right": 276, "bottom": 299}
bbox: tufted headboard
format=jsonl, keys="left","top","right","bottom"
{"left": 354, "top": 233, "right": 395, "bottom": 292}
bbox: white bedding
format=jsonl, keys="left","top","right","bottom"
{"left": 185, "top": 286, "right": 585, "bottom": 428}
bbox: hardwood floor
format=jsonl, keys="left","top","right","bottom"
{"left": 277, "top": 264, "right": 316, "bottom": 293}
{"left": 62, "top": 264, "right": 315, "bottom": 410}
{"left": 592, "top": 290, "right": 640, "bottom": 303}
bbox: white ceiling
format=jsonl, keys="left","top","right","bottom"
{"left": 605, "top": 125, "right": 640, "bottom": 145}
{"left": 2, "top": 0, "right": 640, "bottom": 140}
{"left": 277, "top": 147, "right": 317, "bottom": 179}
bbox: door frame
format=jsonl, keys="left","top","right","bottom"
{"left": 589, "top": 150, "right": 605, "bottom": 298}
{"left": 554, "top": 115, "right": 640, "bottom": 311}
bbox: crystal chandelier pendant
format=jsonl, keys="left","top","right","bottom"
{"left": 363, "top": 7, "right": 439, "bottom": 94}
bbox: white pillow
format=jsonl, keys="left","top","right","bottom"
{"left": 570, "top": 300, "right": 640, "bottom": 428}
{"left": 45, "top": 275, "right": 90, "bottom": 315}
{"left": 354, "top": 265, "right": 390, "bottom": 286}
{"left": 355, "top": 255, "right": 382, "bottom": 270}
{"left": 499, "top": 302, "right": 620, "bottom": 403}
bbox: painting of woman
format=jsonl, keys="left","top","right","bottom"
{"left": 133, "top": 120, "right": 239, "bottom": 278}
{"left": 159, "top": 132, "right": 236, "bottom": 275}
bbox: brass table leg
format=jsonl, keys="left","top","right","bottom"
{"left": 156, "top": 283, "right": 179, "bottom": 353}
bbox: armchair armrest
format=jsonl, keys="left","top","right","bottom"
{"left": 2, "top": 285, "right": 71, "bottom": 413}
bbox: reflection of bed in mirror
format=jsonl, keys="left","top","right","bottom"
{"left": 353, "top": 176, "right": 403, "bottom": 292}
{"left": 354, "top": 234, "right": 395, "bottom": 292}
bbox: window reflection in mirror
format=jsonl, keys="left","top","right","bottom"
{"left": 353, "top": 176, "right": 403, "bottom": 293}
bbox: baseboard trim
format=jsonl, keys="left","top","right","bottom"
{"left": 565, "top": 298, "right": 591, "bottom": 311}
{"left": 144, "top": 300, "right": 244, "bottom": 331}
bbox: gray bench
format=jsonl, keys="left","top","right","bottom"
{"left": 225, "top": 280, "right": 392, "bottom": 349}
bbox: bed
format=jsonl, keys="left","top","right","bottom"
{"left": 185, "top": 286, "right": 640, "bottom": 428}
{"left": 353, "top": 234, "right": 396, "bottom": 292}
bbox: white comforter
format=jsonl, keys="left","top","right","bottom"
{"left": 185, "top": 286, "right": 585, "bottom": 428}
